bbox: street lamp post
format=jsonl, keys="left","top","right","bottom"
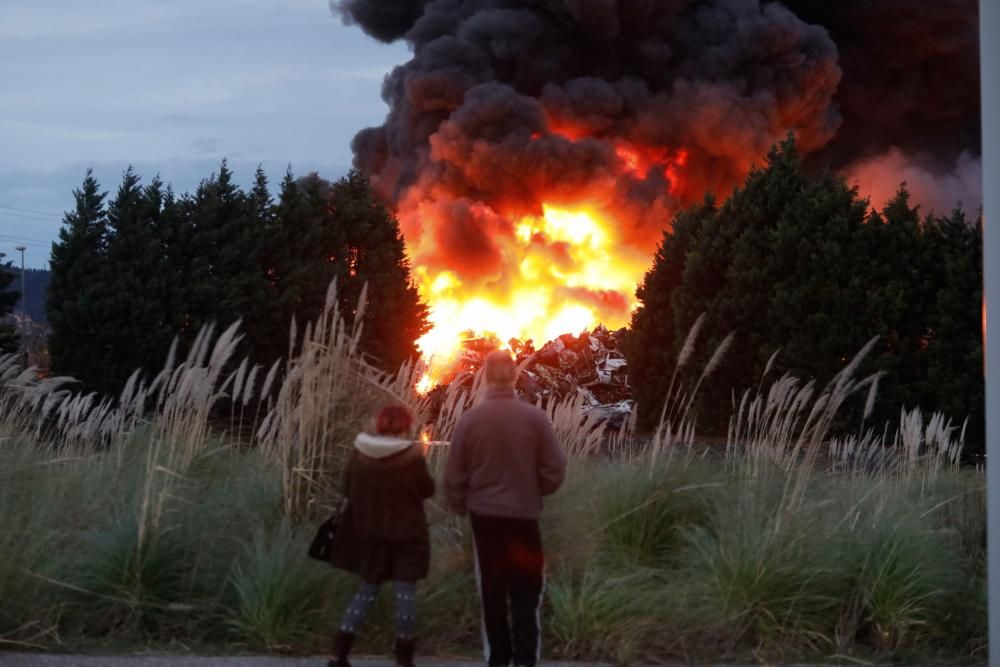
{"left": 981, "top": 0, "right": 999, "bottom": 664}
{"left": 14, "top": 246, "right": 25, "bottom": 361}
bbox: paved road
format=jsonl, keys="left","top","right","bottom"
{"left": 0, "top": 658, "right": 609, "bottom": 667}
{"left": 0, "top": 656, "right": 898, "bottom": 667}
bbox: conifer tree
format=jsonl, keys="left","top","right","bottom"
{"left": 48, "top": 169, "right": 109, "bottom": 384}
{"left": 0, "top": 255, "right": 20, "bottom": 354}
{"left": 271, "top": 169, "right": 428, "bottom": 371}
{"left": 332, "top": 170, "right": 429, "bottom": 371}
{"left": 239, "top": 165, "right": 280, "bottom": 360}
{"left": 46, "top": 164, "right": 429, "bottom": 396}
{"left": 270, "top": 169, "right": 347, "bottom": 356}
{"left": 627, "top": 137, "right": 984, "bottom": 454}
{"left": 624, "top": 199, "right": 714, "bottom": 423}
{"left": 172, "top": 161, "right": 272, "bottom": 353}
{"left": 921, "top": 208, "right": 984, "bottom": 446}
{"left": 88, "top": 169, "right": 176, "bottom": 392}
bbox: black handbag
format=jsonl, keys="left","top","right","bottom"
{"left": 307, "top": 512, "right": 341, "bottom": 561}
{"left": 309, "top": 462, "right": 350, "bottom": 562}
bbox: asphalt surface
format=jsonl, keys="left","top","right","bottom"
{"left": 0, "top": 658, "right": 610, "bottom": 667}
{"left": 0, "top": 656, "right": 891, "bottom": 667}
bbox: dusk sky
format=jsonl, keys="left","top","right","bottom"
{"left": 0, "top": 0, "right": 407, "bottom": 268}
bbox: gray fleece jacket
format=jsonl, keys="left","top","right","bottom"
{"left": 444, "top": 387, "right": 567, "bottom": 519}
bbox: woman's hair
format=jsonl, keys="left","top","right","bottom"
{"left": 375, "top": 403, "right": 414, "bottom": 436}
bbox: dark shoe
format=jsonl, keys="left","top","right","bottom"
{"left": 394, "top": 637, "right": 416, "bottom": 667}
{"left": 328, "top": 630, "right": 354, "bottom": 667}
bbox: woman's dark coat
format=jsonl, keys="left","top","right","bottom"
{"left": 329, "top": 437, "right": 436, "bottom": 583}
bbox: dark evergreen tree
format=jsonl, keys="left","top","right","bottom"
{"left": 46, "top": 163, "right": 428, "bottom": 396}
{"left": 241, "top": 166, "right": 282, "bottom": 360}
{"left": 169, "top": 161, "right": 272, "bottom": 358}
{"left": 921, "top": 209, "right": 984, "bottom": 448}
{"left": 626, "top": 137, "right": 984, "bottom": 454}
{"left": 0, "top": 255, "right": 20, "bottom": 353}
{"left": 97, "top": 171, "right": 180, "bottom": 393}
{"left": 269, "top": 169, "right": 345, "bottom": 357}
{"left": 624, "top": 199, "right": 714, "bottom": 421}
{"left": 48, "top": 169, "right": 109, "bottom": 385}
{"left": 183, "top": 161, "right": 250, "bottom": 327}
{"left": 156, "top": 184, "right": 189, "bottom": 340}
{"left": 331, "top": 170, "right": 429, "bottom": 371}
{"left": 270, "top": 169, "right": 428, "bottom": 371}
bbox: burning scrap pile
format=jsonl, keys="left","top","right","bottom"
{"left": 518, "top": 326, "right": 629, "bottom": 402}
{"left": 424, "top": 325, "right": 633, "bottom": 429}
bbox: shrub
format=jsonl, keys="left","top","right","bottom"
{"left": 69, "top": 512, "right": 193, "bottom": 637}
{"left": 597, "top": 459, "right": 716, "bottom": 569}
{"left": 226, "top": 522, "right": 338, "bottom": 651}
{"left": 677, "top": 489, "right": 848, "bottom": 656}
{"left": 546, "top": 569, "right": 660, "bottom": 663}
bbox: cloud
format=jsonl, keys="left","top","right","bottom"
{"left": 0, "top": 0, "right": 409, "bottom": 245}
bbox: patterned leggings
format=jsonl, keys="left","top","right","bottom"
{"left": 339, "top": 580, "right": 417, "bottom": 640}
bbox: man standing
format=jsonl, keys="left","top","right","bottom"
{"left": 444, "top": 350, "right": 567, "bottom": 667}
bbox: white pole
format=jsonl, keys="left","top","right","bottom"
{"left": 17, "top": 246, "right": 25, "bottom": 314}
{"left": 14, "top": 245, "right": 26, "bottom": 360}
{"left": 982, "top": 0, "right": 999, "bottom": 664}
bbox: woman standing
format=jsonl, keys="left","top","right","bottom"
{"left": 328, "top": 403, "right": 435, "bottom": 667}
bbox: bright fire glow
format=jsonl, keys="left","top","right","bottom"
{"left": 615, "top": 143, "right": 690, "bottom": 197}
{"left": 413, "top": 204, "right": 651, "bottom": 391}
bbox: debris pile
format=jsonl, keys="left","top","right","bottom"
{"left": 424, "top": 326, "right": 634, "bottom": 429}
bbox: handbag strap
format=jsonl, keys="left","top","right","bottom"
{"left": 332, "top": 455, "right": 350, "bottom": 515}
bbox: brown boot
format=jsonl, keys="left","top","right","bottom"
{"left": 328, "top": 630, "right": 354, "bottom": 667}
{"left": 394, "top": 637, "right": 416, "bottom": 667}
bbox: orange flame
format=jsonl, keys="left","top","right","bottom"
{"left": 412, "top": 204, "right": 651, "bottom": 391}
{"left": 405, "top": 120, "right": 691, "bottom": 392}
{"left": 615, "top": 143, "right": 689, "bottom": 197}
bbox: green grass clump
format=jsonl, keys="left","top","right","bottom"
{"left": 69, "top": 512, "right": 194, "bottom": 637}
{"left": 676, "top": 493, "right": 846, "bottom": 656}
{"left": 0, "top": 444, "right": 73, "bottom": 648}
{"left": 226, "top": 522, "right": 338, "bottom": 651}
{"left": 855, "top": 526, "right": 960, "bottom": 651}
{"left": 596, "top": 459, "right": 717, "bottom": 569}
{"left": 546, "top": 569, "right": 661, "bottom": 663}
{"left": 417, "top": 514, "right": 481, "bottom": 653}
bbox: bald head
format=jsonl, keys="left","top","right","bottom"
{"left": 484, "top": 350, "right": 517, "bottom": 388}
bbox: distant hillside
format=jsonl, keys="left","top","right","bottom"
{"left": 6, "top": 267, "right": 50, "bottom": 323}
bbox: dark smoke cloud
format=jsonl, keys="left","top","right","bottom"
{"left": 333, "top": 0, "right": 430, "bottom": 43}
{"left": 778, "top": 0, "right": 982, "bottom": 211}
{"left": 334, "top": 0, "right": 844, "bottom": 270}
{"left": 781, "top": 0, "right": 980, "bottom": 167}
{"left": 336, "top": 0, "right": 981, "bottom": 218}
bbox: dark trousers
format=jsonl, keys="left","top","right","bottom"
{"left": 469, "top": 512, "right": 545, "bottom": 667}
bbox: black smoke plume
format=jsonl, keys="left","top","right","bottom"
{"left": 784, "top": 0, "right": 981, "bottom": 213}
{"left": 332, "top": 0, "right": 980, "bottom": 331}
{"left": 334, "top": 0, "right": 843, "bottom": 283}
{"left": 336, "top": 0, "right": 980, "bottom": 215}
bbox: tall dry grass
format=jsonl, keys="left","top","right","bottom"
{"left": 0, "top": 292, "right": 986, "bottom": 662}
{"left": 252, "top": 282, "right": 379, "bottom": 518}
